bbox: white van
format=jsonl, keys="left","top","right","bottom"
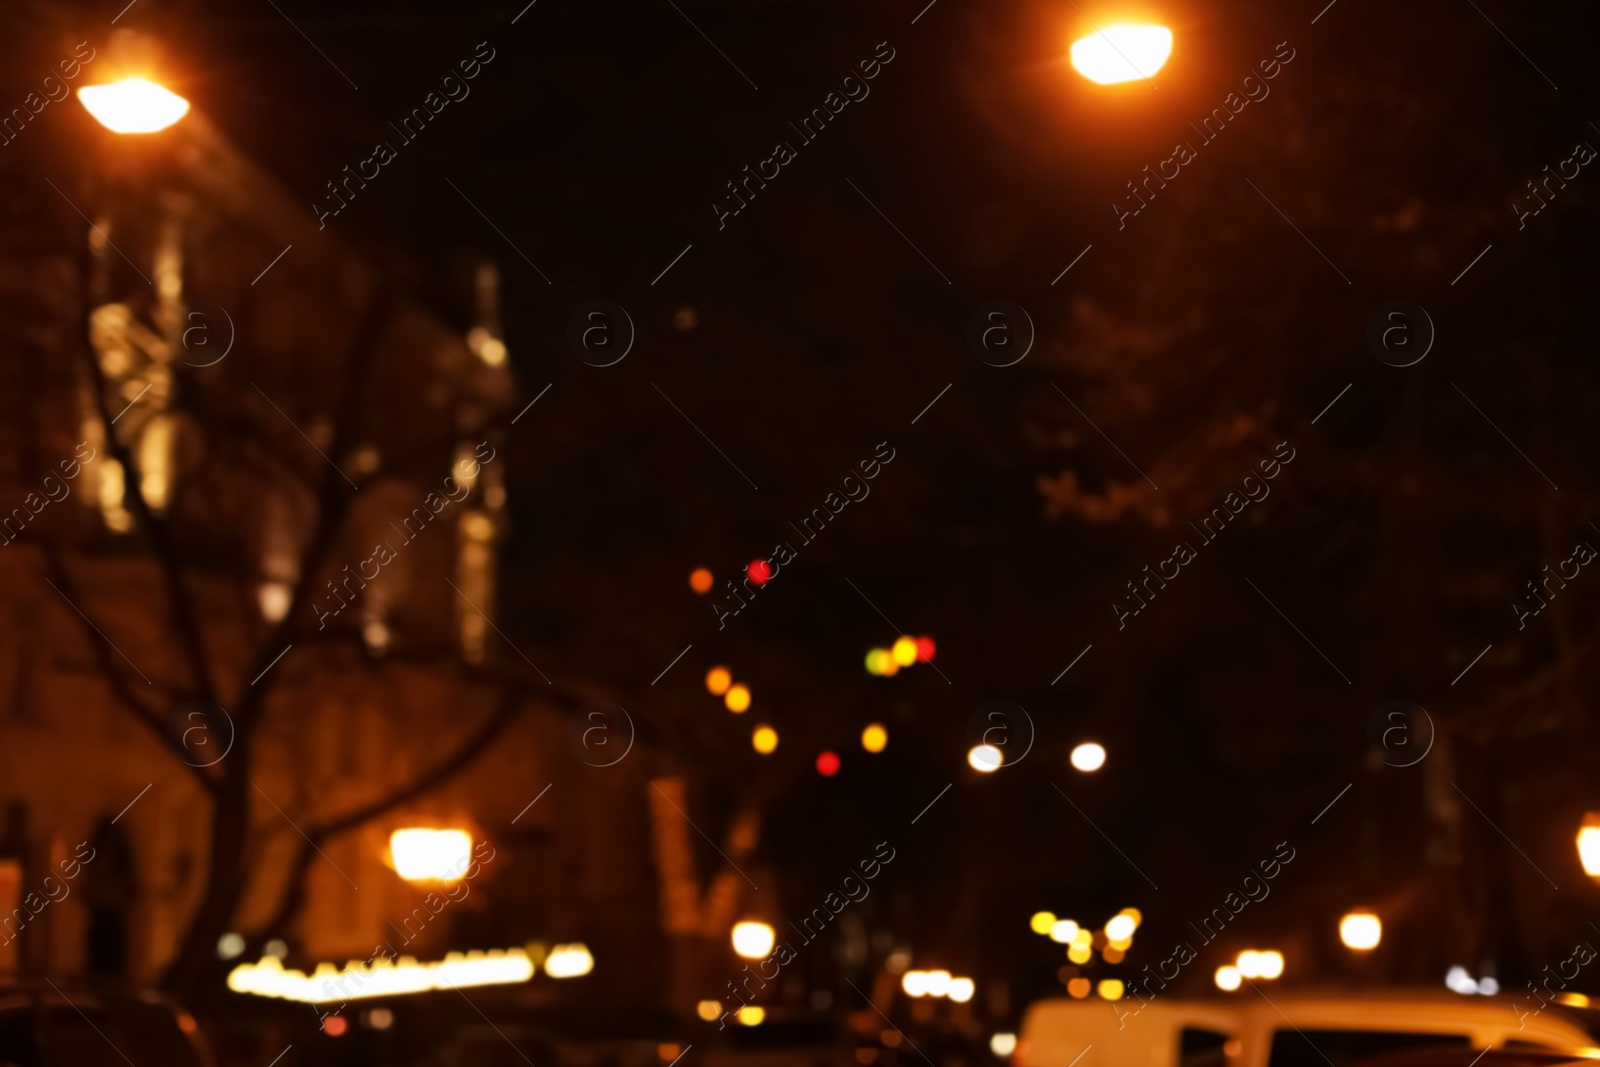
{"left": 1017, "top": 992, "right": 1600, "bottom": 1067}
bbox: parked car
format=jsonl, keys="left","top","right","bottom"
{"left": 0, "top": 981, "right": 216, "bottom": 1067}
{"left": 1016, "top": 991, "right": 1600, "bottom": 1067}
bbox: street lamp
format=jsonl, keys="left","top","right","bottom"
{"left": 1070, "top": 742, "right": 1106, "bottom": 772}
{"left": 1340, "top": 910, "right": 1382, "bottom": 951}
{"left": 389, "top": 828, "right": 472, "bottom": 882}
{"left": 1070, "top": 24, "right": 1173, "bottom": 84}
{"left": 732, "top": 920, "right": 776, "bottom": 960}
{"left": 1577, "top": 813, "right": 1600, "bottom": 877}
{"left": 78, "top": 77, "right": 190, "bottom": 134}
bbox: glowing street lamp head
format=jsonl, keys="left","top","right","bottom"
{"left": 1070, "top": 24, "right": 1173, "bottom": 85}
{"left": 389, "top": 828, "right": 472, "bottom": 882}
{"left": 969, "top": 744, "right": 1003, "bottom": 772}
{"left": 79, "top": 78, "right": 190, "bottom": 133}
{"left": 732, "top": 920, "right": 776, "bottom": 960}
{"left": 1578, "top": 814, "right": 1600, "bottom": 876}
{"left": 1340, "top": 910, "right": 1382, "bottom": 951}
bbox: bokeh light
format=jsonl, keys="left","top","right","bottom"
{"left": 816, "top": 750, "right": 840, "bottom": 776}
{"left": 861, "top": 723, "right": 889, "bottom": 753}
{"left": 706, "top": 666, "right": 732, "bottom": 695}
{"left": 752, "top": 725, "right": 778, "bottom": 754}
{"left": 1340, "top": 910, "right": 1382, "bottom": 950}
{"left": 78, "top": 78, "right": 191, "bottom": 134}
{"left": 1069, "top": 24, "right": 1173, "bottom": 85}
{"left": 1070, "top": 742, "right": 1106, "bottom": 772}
{"left": 725, "top": 684, "right": 751, "bottom": 713}
{"left": 969, "top": 744, "right": 1003, "bottom": 772}
{"left": 689, "top": 568, "right": 713, "bottom": 593}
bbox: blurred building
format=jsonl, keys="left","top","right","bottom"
{"left": 0, "top": 51, "right": 671, "bottom": 1014}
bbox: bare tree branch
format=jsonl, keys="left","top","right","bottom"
{"left": 41, "top": 545, "right": 221, "bottom": 795}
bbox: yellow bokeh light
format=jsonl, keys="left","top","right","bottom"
{"left": 696, "top": 999, "right": 722, "bottom": 1021}
{"left": 1105, "top": 914, "right": 1136, "bottom": 941}
{"left": 1097, "top": 979, "right": 1125, "bottom": 1001}
{"left": 1339, "top": 910, "right": 1382, "bottom": 951}
{"left": 1067, "top": 944, "right": 1092, "bottom": 964}
{"left": 732, "top": 921, "right": 776, "bottom": 959}
{"left": 1118, "top": 907, "right": 1142, "bottom": 926}
{"left": 1259, "top": 950, "right": 1284, "bottom": 979}
{"left": 725, "top": 683, "right": 751, "bottom": 713}
{"left": 1069, "top": 25, "right": 1173, "bottom": 85}
{"left": 1215, "top": 965, "right": 1241, "bottom": 991}
{"left": 862, "top": 723, "right": 889, "bottom": 753}
{"left": 1050, "top": 919, "right": 1080, "bottom": 944}
{"left": 752, "top": 725, "right": 779, "bottom": 754}
{"left": 902, "top": 970, "right": 930, "bottom": 997}
{"left": 1236, "top": 950, "right": 1264, "bottom": 978}
{"left": 78, "top": 78, "right": 191, "bottom": 134}
{"left": 949, "top": 977, "right": 975, "bottom": 1003}
{"left": 389, "top": 828, "right": 472, "bottom": 882}
{"left": 1030, "top": 911, "right": 1057, "bottom": 935}
{"left": 891, "top": 636, "right": 918, "bottom": 666}
{"left": 706, "top": 666, "right": 732, "bottom": 695}
{"left": 736, "top": 1005, "right": 765, "bottom": 1026}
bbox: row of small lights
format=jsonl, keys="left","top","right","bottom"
{"left": 901, "top": 970, "right": 976, "bottom": 1002}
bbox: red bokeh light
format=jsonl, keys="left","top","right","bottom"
{"left": 747, "top": 559, "right": 772, "bottom": 584}
{"left": 323, "top": 1015, "right": 348, "bottom": 1037}
{"left": 816, "top": 751, "right": 840, "bottom": 776}
{"left": 915, "top": 636, "right": 936, "bottom": 662}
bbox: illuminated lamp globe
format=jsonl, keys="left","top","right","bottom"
{"left": 1578, "top": 814, "right": 1600, "bottom": 877}
{"left": 389, "top": 828, "right": 472, "bottom": 882}
{"left": 79, "top": 77, "right": 191, "bottom": 133}
{"left": 969, "top": 744, "right": 1003, "bottom": 772}
{"left": 1070, "top": 743, "right": 1106, "bottom": 772}
{"left": 1069, "top": 24, "right": 1173, "bottom": 85}
{"left": 732, "top": 921, "right": 776, "bottom": 960}
{"left": 1340, "top": 910, "right": 1382, "bottom": 951}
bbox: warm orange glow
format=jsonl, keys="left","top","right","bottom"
{"left": 725, "top": 683, "right": 751, "bottom": 712}
{"left": 79, "top": 78, "right": 191, "bottom": 133}
{"left": 706, "top": 666, "right": 732, "bottom": 695}
{"left": 1069, "top": 24, "right": 1173, "bottom": 84}
{"left": 689, "top": 568, "right": 713, "bottom": 593}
